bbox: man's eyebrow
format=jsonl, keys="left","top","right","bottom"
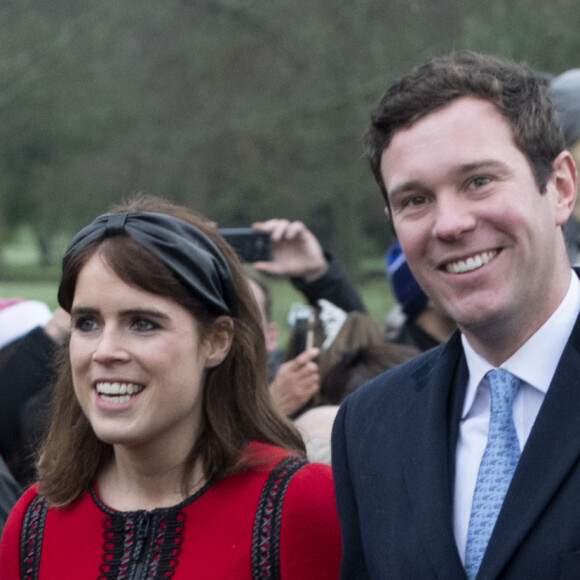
{"left": 456, "top": 159, "right": 508, "bottom": 175}
{"left": 387, "top": 159, "right": 509, "bottom": 200}
{"left": 387, "top": 180, "right": 425, "bottom": 200}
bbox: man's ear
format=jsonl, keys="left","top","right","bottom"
{"left": 204, "top": 316, "right": 234, "bottom": 368}
{"left": 551, "top": 150, "right": 578, "bottom": 227}
{"left": 384, "top": 204, "right": 398, "bottom": 238}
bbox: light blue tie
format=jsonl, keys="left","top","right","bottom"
{"left": 464, "top": 369, "right": 521, "bottom": 580}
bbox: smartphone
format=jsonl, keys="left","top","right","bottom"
{"left": 218, "top": 228, "right": 271, "bottom": 262}
{"left": 287, "top": 304, "right": 318, "bottom": 417}
{"left": 289, "top": 305, "right": 315, "bottom": 355}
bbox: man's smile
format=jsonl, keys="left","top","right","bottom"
{"left": 444, "top": 250, "right": 498, "bottom": 274}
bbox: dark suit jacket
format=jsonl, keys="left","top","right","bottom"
{"left": 332, "top": 308, "right": 580, "bottom": 579}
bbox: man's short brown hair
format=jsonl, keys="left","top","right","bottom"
{"left": 365, "top": 51, "right": 565, "bottom": 206}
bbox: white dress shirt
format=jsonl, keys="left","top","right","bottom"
{"left": 453, "top": 270, "right": 580, "bottom": 562}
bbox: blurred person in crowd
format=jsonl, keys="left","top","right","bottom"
{"left": 551, "top": 68, "right": 580, "bottom": 265}
{"left": 0, "top": 195, "right": 341, "bottom": 579}
{"left": 333, "top": 51, "right": 580, "bottom": 579}
{"left": 0, "top": 297, "right": 53, "bottom": 355}
{"left": 319, "top": 337, "right": 419, "bottom": 408}
{"left": 246, "top": 270, "right": 321, "bottom": 418}
{"left": 250, "top": 218, "right": 366, "bottom": 418}
{"left": 315, "top": 309, "right": 413, "bottom": 382}
{"left": 385, "top": 240, "right": 456, "bottom": 351}
{"left": 295, "top": 311, "right": 418, "bottom": 465}
{"left": 0, "top": 308, "right": 70, "bottom": 486}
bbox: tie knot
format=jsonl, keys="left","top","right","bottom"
{"left": 487, "top": 368, "right": 520, "bottom": 410}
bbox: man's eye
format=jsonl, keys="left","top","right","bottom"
{"left": 470, "top": 176, "right": 492, "bottom": 188}
{"left": 403, "top": 195, "right": 427, "bottom": 207}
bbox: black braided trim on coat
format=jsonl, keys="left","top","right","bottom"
{"left": 97, "top": 507, "right": 186, "bottom": 579}
{"left": 251, "top": 456, "right": 307, "bottom": 580}
{"left": 19, "top": 494, "right": 48, "bottom": 580}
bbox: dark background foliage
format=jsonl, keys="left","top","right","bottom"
{"left": 1, "top": 0, "right": 579, "bottom": 275}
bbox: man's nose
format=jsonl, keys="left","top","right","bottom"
{"left": 431, "top": 193, "right": 476, "bottom": 240}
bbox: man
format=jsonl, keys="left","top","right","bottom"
{"left": 0, "top": 307, "right": 70, "bottom": 486}
{"left": 332, "top": 51, "right": 580, "bottom": 579}
{"left": 550, "top": 68, "right": 580, "bottom": 265}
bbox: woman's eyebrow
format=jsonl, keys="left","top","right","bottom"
{"left": 70, "top": 306, "right": 99, "bottom": 317}
{"left": 118, "top": 308, "right": 170, "bottom": 320}
{"left": 70, "top": 306, "right": 170, "bottom": 320}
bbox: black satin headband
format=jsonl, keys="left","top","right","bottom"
{"left": 60, "top": 211, "right": 237, "bottom": 316}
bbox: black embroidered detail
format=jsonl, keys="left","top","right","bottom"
{"left": 17, "top": 485, "right": 208, "bottom": 579}
{"left": 19, "top": 494, "right": 48, "bottom": 580}
{"left": 95, "top": 488, "right": 192, "bottom": 580}
{"left": 92, "top": 482, "right": 209, "bottom": 579}
{"left": 251, "top": 456, "right": 307, "bottom": 580}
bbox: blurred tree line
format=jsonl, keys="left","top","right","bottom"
{"left": 1, "top": 0, "right": 580, "bottom": 276}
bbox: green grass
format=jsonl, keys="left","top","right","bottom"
{"left": 1, "top": 228, "right": 59, "bottom": 309}
{"left": 0, "top": 281, "right": 60, "bottom": 309}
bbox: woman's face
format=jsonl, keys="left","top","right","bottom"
{"left": 69, "top": 252, "right": 227, "bottom": 456}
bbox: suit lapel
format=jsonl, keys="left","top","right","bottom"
{"left": 401, "top": 332, "right": 467, "bottom": 579}
{"left": 480, "top": 314, "right": 580, "bottom": 578}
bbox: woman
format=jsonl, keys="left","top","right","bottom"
{"left": 0, "top": 196, "right": 341, "bottom": 579}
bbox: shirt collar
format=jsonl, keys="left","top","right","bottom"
{"left": 461, "top": 269, "right": 580, "bottom": 418}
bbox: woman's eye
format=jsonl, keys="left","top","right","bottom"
{"left": 132, "top": 318, "right": 159, "bottom": 332}
{"left": 73, "top": 317, "right": 98, "bottom": 332}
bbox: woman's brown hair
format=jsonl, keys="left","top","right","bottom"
{"left": 38, "top": 195, "right": 306, "bottom": 506}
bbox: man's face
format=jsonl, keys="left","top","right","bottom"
{"left": 381, "top": 97, "right": 575, "bottom": 359}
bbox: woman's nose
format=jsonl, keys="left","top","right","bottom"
{"left": 92, "top": 327, "right": 130, "bottom": 364}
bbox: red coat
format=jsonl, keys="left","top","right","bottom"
{"left": 0, "top": 442, "right": 340, "bottom": 579}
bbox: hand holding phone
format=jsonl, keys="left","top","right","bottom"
{"left": 251, "top": 219, "right": 327, "bottom": 280}
{"left": 218, "top": 228, "right": 271, "bottom": 262}
{"left": 288, "top": 304, "right": 316, "bottom": 356}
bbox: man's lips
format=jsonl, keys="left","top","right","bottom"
{"left": 443, "top": 250, "right": 498, "bottom": 274}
